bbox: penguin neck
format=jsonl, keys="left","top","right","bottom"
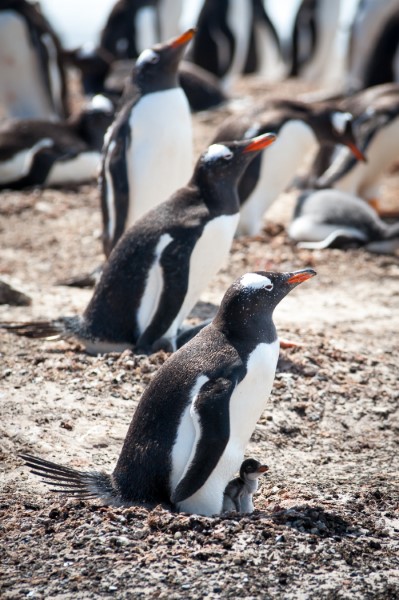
{"left": 135, "top": 71, "right": 179, "bottom": 96}
{"left": 193, "top": 170, "right": 240, "bottom": 216}
{"left": 214, "top": 310, "right": 278, "bottom": 351}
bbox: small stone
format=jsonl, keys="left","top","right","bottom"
{"left": 116, "top": 536, "right": 130, "bottom": 546}
{"left": 174, "top": 531, "right": 182, "bottom": 539}
{"left": 275, "top": 534, "right": 285, "bottom": 543}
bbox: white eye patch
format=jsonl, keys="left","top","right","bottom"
{"left": 136, "top": 48, "right": 159, "bottom": 66}
{"left": 240, "top": 273, "right": 273, "bottom": 291}
{"left": 332, "top": 112, "right": 352, "bottom": 134}
{"left": 203, "top": 144, "right": 233, "bottom": 162}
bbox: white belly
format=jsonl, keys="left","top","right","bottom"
{"left": 238, "top": 120, "right": 317, "bottom": 236}
{"left": 0, "top": 138, "right": 53, "bottom": 184}
{"left": 178, "top": 340, "right": 280, "bottom": 516}
{"left": 46, "top": 151, "right": 100, "bottom": 185}
{"left": 126, "top": 88, "right": 193, "bottom": 225}
{"left": 0, "top": 12, "right": 57, "bottom": 120}
{"left": 334, "top": 116, "right": 399, "bottom": 200}
{"left": 162, "top": 213, "right": 240, "bottom": 345}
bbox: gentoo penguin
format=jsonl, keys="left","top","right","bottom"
{"left": 290, "top": 0, "right": 341, "bottom": 87}
{"left": 244, "top": 0, "right": 286, "bottom": 83}
{"left": 0, "top": 0, "right": 68, "bottom": 120}
{"left": 223, "top": 459, "right": 268, "bottom": 513}
{"left": 188, "top": 0, "right": 254, "bottom": 89}
{"left": 315, "top": 85, "right": 399, "bottom": 206}
{"left": 100, "top": 29, "right": 195, "bottom": 257}
{"left": 0, "top": 98, "right": 114, "bottom": 190}
{"left": 99, "top": 0, "right": 184, "bottom": 61}
{"left": 212, "top": 99, "right": 366, "bottom": 236}
{"left": 289, "top": 188, "right": 399, "bottom": 254}
{"left": 347, "top": 0, "right": 399, "bottom": 91}
{"left": 2, "top": 134, "right": 276, "bottom": 354}
{"left": 19, "top": 268, "right": 316, "bottom": 516}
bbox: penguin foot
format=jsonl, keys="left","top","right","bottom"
{"left": 56, "top": 265, "right": 103, "bottom": 288}
{"left": 280, "top": 338, "right": 304, "bottom": 349}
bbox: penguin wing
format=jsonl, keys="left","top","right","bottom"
{"left": 171, "top": 376, "right": 235, "bottom": 504}
{"left": 100, "top": 117, "right": 131, "bottom": 255}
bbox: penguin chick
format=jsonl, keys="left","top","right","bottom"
{"left": 100, "top": 28, "right": 195, "bottom": 258}
{"left": 19, "top": 268, "right": 316, "bottom": 516}
{"left": 1, "top": 134, "right": 277, "bottom": 355}
{"left": 289, "top": 188, "right": 399, "bottom": 253}
{"left": 223, "top": 459, "right": 268, "bottom": 514}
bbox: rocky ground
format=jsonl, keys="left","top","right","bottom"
{"left": 0, "top": 77, "right": 398, "bottom": 599}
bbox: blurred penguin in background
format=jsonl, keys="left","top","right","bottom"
{"left": 0, "top": 0, "right": 68, "bottom": 120}
{"left": 346, "top": 0, "right": 399, "bottom": 91}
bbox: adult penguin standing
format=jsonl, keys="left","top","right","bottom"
{"left": 2, "top": 134, "right": 277, "bottom": 355}
{"left": 19, "top": 268, "right": 316, "bottom": 516}
{"left": 100, "top": 29, "right": 195, "bottom": 257}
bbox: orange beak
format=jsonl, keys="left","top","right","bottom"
{"left": 286, "top": 269, "right": 316, "bottom": 285}
{"left": 257, "top": 465, "right": 269, "bottom": 474}
{"left": 170, "top": 28, "right": 196, "bottom": 49}
{"left": 243, "top": 133, "right": 277, "bottom": 153}
{"left": 347, "top": 142, "right": 367, "bottom": 163}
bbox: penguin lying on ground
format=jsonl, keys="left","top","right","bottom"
{"left": 0, "top": 97, "right": 114, "bottom": 190}
{"left": 19, "top": 268, "right": 316, "bottom": 517}
{"left": 212, "top": 99, "right": 365, "bottom": 236}
{"left": 289, "top": 188, "right": 399, "bottom": 254}
{"left": 100, "top": 29, "right": 195, "bottom": 257}
{"left": 2, "top": 134, "right": 276, "bottom": 354}
{"left": 0, "top": 0, "right": 68, "bottom": 120}
{"left": 223, "top": 459, "right": 268, "bottom": 513}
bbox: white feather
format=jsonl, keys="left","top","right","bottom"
{"left": 238, "top": 119, "right": 317, "bottom": 236}
{"left": 126, "top": 88, "right": 192, "bottom": 225}
{"left": 177, "top": 340, "right": 280, "bottom": 516}
{"left": 0, "top": 138, "right": 53, "bottom": 184}
{"left": 46, "top": 151, "right": 100, "bottom": 185}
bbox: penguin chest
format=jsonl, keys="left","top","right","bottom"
{"left": 228, "top": 340, "right": 280, "bottom": 452}
{"left": 126, "top": 89, "right": 193, "bottom": 224}
{"left": 239, "top": 120, "right": 317, "bottom": 235}
{"left": 0, "top": 11, "right": 55, "bottom": 119}
{"left": 175, "top": 340, "right": 279, "bottom": 516}
{"left": 162, "top": 213, "right": 240, "bottom": 342}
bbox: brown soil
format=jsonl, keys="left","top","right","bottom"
{"left": 1, "top": 77, "right": 398, "bottom": 599}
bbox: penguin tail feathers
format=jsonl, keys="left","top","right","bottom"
{"left": 1, "top": 316, "right": 80, "bottom": 340}
{"left": 385, "top": 221, "right": 399, "bottom": 240}
{"left": 1, "top": 320, "right": 64, "bottom": 339}
{"left": 19, "top": 454, "right": 117, "bottom": 502}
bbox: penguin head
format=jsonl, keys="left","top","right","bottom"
{"left": 240, "top": 459, "right": 269, "bottom": 481}
{"left": 196, "top": 133, "right": 277, "bottom": 186}
{"left": 133, "top": 29, "right": 196, "bottom": 93}
{"left": 314, "top": 109, "right": 367, "bottom": 162}
{"left": 214, "top": 269, "right": 316, "bottom": 341}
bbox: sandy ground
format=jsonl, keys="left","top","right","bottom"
{"left": 1, "top": 77, "right": 399, "bottom": 599}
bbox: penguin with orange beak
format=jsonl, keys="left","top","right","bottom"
{"left": 100, "top": 29, "right": 196, "bottom": 257}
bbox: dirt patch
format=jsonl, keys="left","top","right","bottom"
{"left": 1, "top": 77, "right": 399, "bottom": 599}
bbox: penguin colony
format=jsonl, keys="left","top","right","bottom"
{"left": 1, "top": 0, "right": 398, "bottom": 517}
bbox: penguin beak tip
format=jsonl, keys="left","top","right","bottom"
{"left": 243, "top": 133, "right": 277, "bottom": 154}
{"left": 348, "top": 142, "right": 367, "bottom": 163}
{"left": 286, "top": 269, "right": 317, "bottom": 285}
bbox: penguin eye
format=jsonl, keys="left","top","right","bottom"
{"left": 265, "top": 283, "right": 273, "bottom": 291}
{"left": 222, "top": 151, "right": 233, "bottom": 161}
{"left": 149, "top": 53, "right": 160, "bottom": 64}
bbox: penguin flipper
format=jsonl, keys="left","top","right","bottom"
{"left": 171, "top": 377, "right": 234, "bottom": 505}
